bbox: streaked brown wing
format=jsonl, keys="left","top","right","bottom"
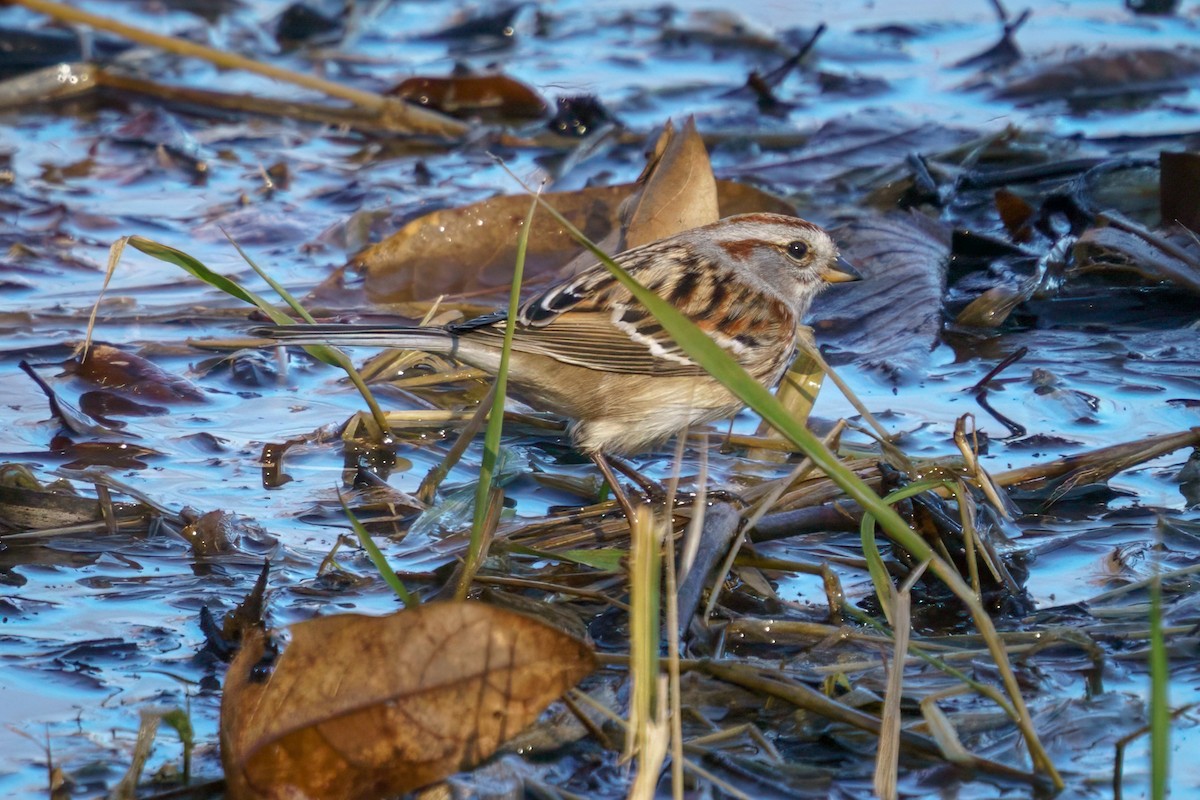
{"left": 461, "top": 311, "right": 707, "bottom": 376}
{"left": 518, "top": 242, "right": 700, "bottom": 325}
{"left": 502, "top": 240, "right": 797, "bottom": 378}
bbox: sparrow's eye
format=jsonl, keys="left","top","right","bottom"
{"left": 786, "top": 240, "right": 809, "bottom": 260}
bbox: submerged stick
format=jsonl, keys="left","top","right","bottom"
{"left": 992, "top": 428, "right": 1200, "bottom": 491}
{"left": 10, "top": 0, "right": 468, "bottom": 137}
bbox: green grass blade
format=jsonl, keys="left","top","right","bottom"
{"left": 128, "top": 235, "right": 391, "bottom": 431}
{"left": 455, "top": 195, "right": 538, "bottom": 598}
{"left": 528, "top": 197, "right": 1062, "bottom": 789}
{"left": 129, "top": 236, "right": 267, "bottom": 310}
{"left": 859, "top": 479, "right": 958, "bottom": 624}
{"left": 159, "top": 708, "right": 194, "bottom": 785}
{"left": 221, "top": 231, "right": 319, "bottom": 324}
{"left": 502, "top": 544, "right": 626, "bottom": 572}
{"left": 339, "top": 490, "right": 417, "bottom": 608}
{"left": 128, "top": 235, "right": 334, "bottom": 363}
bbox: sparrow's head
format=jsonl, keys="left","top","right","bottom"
{"left": 699, "top": 213, "right": 860, "bottom": 318}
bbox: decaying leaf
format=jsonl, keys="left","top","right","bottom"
{"left": 546, "top": 94, "right": 618, "bottom": 137}
{"left": 78, "top": 390, "right": 168, "bottom": 422}
{"left": 954, "top": 284, "right": 1030, "bottom": 328}
{"left": 179, "top": 509, "right": 243, "bottom": 556}
{"left": 743, "top": 113, "right": 976, "bottom": 190}
{"left": 358, "top": 184, "right": 628, "bottom": 303}
{"left": 994, "top": 188, "right": 1036, "bottom": 243}
{"left": 557, "top": 116, "right": 723, "bottom": 276}
{"left": 954, "top": 8, "right": 1029, "bottom": 71}
{"left": 1073, "top": 217, "right": 1200, "bottom": 295}
{"left": 389, "top": 74, "right": 547, "bottom": 121}
{"left": 420, "top": 5, "right": 525, "bottom": 44}
{"left": 661, "top": 9, "right": 789, "bottom": 55}
{"left": 275, "top": 3, "right": 344, "bottom": 49}
{"left": 358, "top": 179, "right": 791, "bottom": 303}
{"left": 19, "top": 360, "right": 125, "bottom": 438}
{"left": 0, "top": 465, "right": 148, "bottom": 533}
{"left": 811, "top": 212, "right": 950, "bottom": 376}
{"left": 70, "top": 344, "right": 207, "bottom": 404}
{"left": 221, "top": 602, "right": 596, "bottom": 800}
{"left": 714, "top": 179, "right": 796, "bottom": 217}
{"left": 993, "top": 47, "right": 1200, "bottom": 106}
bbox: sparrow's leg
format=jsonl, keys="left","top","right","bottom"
{"left": 591, "top": 453, "right": 640, "bottom": 523}
{"left": 606, "top": 454, "right": 666, "bottom": 501}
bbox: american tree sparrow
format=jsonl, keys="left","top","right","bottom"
{"left": 256, "top": 213, "right": 859, "bottom": 513}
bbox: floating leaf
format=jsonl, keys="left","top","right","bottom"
{"left": 221, "top": 603, "right": 595, "bottom": 800}
{"left": 70, "top": 344, "right": 207, "bottom": 404}
{"left": 661, "top": 10, "right": 787, "bottom": 54}
{"left": 275, "top": 2, "right": 344, "bottom": 49}
{"left": 812, "top": 213, "right": 950, "bottom": 376}
{"left": 0, "top": 25, "right": 130, "bottom": 79}
{"left": 954, "top": 284, "right": 1029, "bottom": 328}
{"left": 994, "top": 188, "right": 1036, "bottom": 243}
{"left": 390, "top": 74, "right": 547, "bottom": 121}
{"left": 420, "top": 5, "right": 525, "bottom": 43}
{"left": 743, "top": 113, "right": 975, "bottom": 188}
{"left": 79, "top": 390, "right": 168, "bottom": 422}
{"left": 993, "top": 48, "right": 1200, "bottom": 106}
{"left": 546, "top": 95, "right": 617, "bottom": 137}
{"left": 1074, "top": 219, "right": 1200, "bottom": 295}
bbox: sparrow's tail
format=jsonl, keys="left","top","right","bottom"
{"left": 251, "top": 324, "right": 458, "bottom": 356}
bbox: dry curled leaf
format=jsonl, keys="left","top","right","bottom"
{"left": 954, "top": 284, "right": 1030, "bottom": 328}
{"left": 557, "top": 116, "right": 722, "bottom": 277}
{"left": 994, "top": 188, "right": 1036, "bottom": 243}
{"left": 220, "top": 602, "right": 596, "bottom": 800}
{"left": 621, "top": 116, "right": 720, "bottom": 248}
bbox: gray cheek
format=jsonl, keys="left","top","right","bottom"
{"left": 792, "top": 265, "right": 823, "bottom": 291}
{"left": 773, "top": 275, "right": 815, "bottom": 312}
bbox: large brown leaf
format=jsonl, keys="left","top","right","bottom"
{"left": 221, "top": 602, "right": 595, "bottom": 800}
{"left": 1160, "top": 150, "right": 1200, "bottom": 233}
{"left": 358, "top": 180, "right": 791, "bottom": 303}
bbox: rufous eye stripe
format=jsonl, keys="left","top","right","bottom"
{"left": 718, "top": 238, "right": 769, "bottom": 261}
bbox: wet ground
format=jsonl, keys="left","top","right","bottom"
{"left": 1, "top": 0, "right": 1199, "bottom": 797}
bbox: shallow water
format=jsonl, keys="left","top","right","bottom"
{"left": 1, "top": 0, "right": 1199, "bottom": 797}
